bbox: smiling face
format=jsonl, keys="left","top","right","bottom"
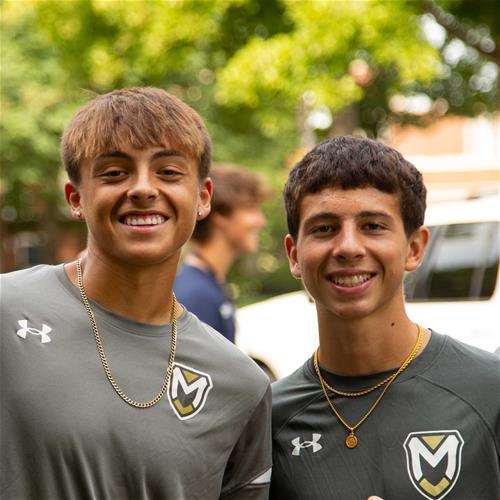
{"left": 65, "top": 143, "right": 212, "bottom": 268}
{"left": 285, "top": 187, "right": 428, "bottom": 323}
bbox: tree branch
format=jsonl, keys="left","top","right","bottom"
{"left": 422, "top": 0, "right": 500, "bottom": 64}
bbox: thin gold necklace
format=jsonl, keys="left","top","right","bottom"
{"left": 314, "top": 324, "right": 423, "bottom": 449}
{"left": 314, "top": 350, "right": 395, "bottom": 397}
{"left": 313, "top": 324, "right": 423, "bottom": 398}
{"left": 76, "top": 258, "right": 177, "bottom": 408}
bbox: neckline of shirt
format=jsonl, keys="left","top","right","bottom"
{"left": 54, "top": 263, "right": 193, "bottom": 338}
{"left": 305, "top": 330, "right": 447, "bottom": 391}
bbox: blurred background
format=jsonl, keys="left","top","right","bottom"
{"left": 1, "top": 0, "right": 499, "bottom": 307}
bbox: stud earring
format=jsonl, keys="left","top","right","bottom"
{"left": 197, "top": 210, "right": 203, "bottom": 217}
{"left": 75, "top": 209, "right": 81, "bottom": 218}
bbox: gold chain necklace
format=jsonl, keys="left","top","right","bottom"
{"left": 313, "top": 324, "right": 423, "bottom": 397}
{"left": 76, "top": 258, "right": 177, "bottom": 408}
{"left": 314, "top": 324, "right": 423, "bottom": 449}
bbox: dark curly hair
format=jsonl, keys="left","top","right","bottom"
{"left": 284, "top": 136, "right": 427, "bottom": 239}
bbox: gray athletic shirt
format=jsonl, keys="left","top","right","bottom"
{"left": 271, "top": 332, "right": 500, "bottom": 500}
{"left": 1, "top": 265, "right": 271, "bottom": 500}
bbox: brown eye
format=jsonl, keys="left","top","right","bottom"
{"left": 314, "top": 225, "right": 336, "bottom": 234}
{"left": 100, "top": 170, "right": 128, "bottom": 182}
{"left": 158, "top": 167, "right": 182, "bottom": 179}
{"left": 364, "top": 222, "right": 384, "bottom": 231}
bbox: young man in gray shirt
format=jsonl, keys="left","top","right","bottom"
{"left": 271, "top": 136, "right": 499, "bottom": 499}
{"left": 1, "top": 87, "right": 271, "bottom": 500}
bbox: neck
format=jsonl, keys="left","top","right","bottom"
{"left": 187, "top": 239, "right": 237, "bottom": 282}
{"left": 65, "top": 252, "right": 180, "bottom": 324}
{"left": 316, "top": 307, "right": 430, "bottom": 375}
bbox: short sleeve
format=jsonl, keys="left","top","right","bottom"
{"left": 220, "top": 385, "right": 272, "bottom": 499}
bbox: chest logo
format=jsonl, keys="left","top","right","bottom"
{"left": 168, "top": 363, "right": 213, "bottom": 420}
{"left": 16, "top": 319, "right": 52, "bottom": 343}
{"left": 404, "top": 430, "right": 464, "bottom": 500}
{"left": 291, "top": 433, "right": 322, "bottom": 456}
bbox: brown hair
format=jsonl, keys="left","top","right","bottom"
{"left": 284, "top": 136, "right": 426, "bottom": 239}
{"left": 61, "top": 87, "right": 212, "bottom": 183}
{"left": 192, "top": 163, "right": 270, "bottom": 243}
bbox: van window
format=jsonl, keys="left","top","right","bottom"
{"left": 405, "top": 221, "right": 499, "bottom": 301}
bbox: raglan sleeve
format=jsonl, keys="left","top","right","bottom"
{"left": 220, "top": 384, "right": 272, "bottom": 500}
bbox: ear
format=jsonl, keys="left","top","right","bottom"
{"left": 197, "top": 177, "right": 213, "bottom": 220}
{"left": 285, "top": 234, "right": 302, "bottom": 279}
{"left": 64, "top": 182, "right": 83, "bottom": 221}
{"left": 405, "top": 225, "right": 429, "bottom": 272}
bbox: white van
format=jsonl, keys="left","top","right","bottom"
{"left": 236, "top": 194, "right": 500, "bottom": 380}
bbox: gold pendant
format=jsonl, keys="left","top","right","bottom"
{"left": 345, "top": 432, "right": 358, "bottom": 449}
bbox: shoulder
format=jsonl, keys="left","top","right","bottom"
{"left": 271, "top": 360, "right": 320, "bottom": 435}
{"left": 181, "top": 311, "right": 269, "bottom": 394}
{"left": 1, "top": 265, "right": 73, "bottom": 344}
{"left": 1, "top": 263, "right": 53, "bottom": 282}
{"left": 272, "top": 358, "right": 318, "bottom": 404}
{"left": 175, "top": 263, "right": 204, "bottom": 279}
{"left": 428, "top": 333, "right": 500, "bottom": 382}
{"left": 1, "top": 265, "right": 58, "bottom": 298}
{"left": 419, "top": 333, "right": 500, "bottom": 420}
{"left": 175, "top": 264, "right": 211, "bottom": 288}
{"left": 174, "top": 265, "right": 220, "bottom": 301}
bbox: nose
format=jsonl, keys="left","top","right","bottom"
{"left": 127, "top": 172, "right": 159, "bottom": 202}
{"left": 332, "top": 223, "right": 365, "bottom": 261}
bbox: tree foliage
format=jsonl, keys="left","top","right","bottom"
{"left": 217, "top": 0, "right": 440, "bottom": 137}
{"left": 1, "top": 0, "right": 498, "bottom": 300}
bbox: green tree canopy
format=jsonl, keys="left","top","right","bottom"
{"left": 1, "top": 0, "right": 498, "bottom": 300}
{"left": 216, "top": 0, "right": 440, "bottom": 137}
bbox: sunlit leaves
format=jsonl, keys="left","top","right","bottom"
{"left": 216, "top": 0, "right": 441, "bottom": 135}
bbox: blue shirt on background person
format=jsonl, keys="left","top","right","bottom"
{"left": 174, "top": 263, "right": 235, "bottom": 342}
{"left": 173, "top": 163, "right": 270, "bottom": 344}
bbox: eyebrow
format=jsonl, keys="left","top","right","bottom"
{"left": 95, "top": 149, "right": 185, "bottom": 161}
{"left": 96, "top": 151, "right": 131, "bottom": 161}
{"left": 151, "top": 150, "right": 185, "bottom": 160}
{"left": 358, "top": 210, "right": 393, "bottom": 219}
{"left": 303, "top": 210, "right": 393, "bottom": 226}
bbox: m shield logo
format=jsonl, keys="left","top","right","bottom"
{"left": 404, "top": 430, "right": 464, "bottom": 500}
{"left": 168, "top": 363, "right": 213, "bottom": 420}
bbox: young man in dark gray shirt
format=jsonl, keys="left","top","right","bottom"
{"left": 271, "top": 136, "right": 500, "bottom": 499}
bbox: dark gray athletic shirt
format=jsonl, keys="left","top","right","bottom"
{"left": 271, "top": 332, "right": 500, "bottom": 500}
{"left": 1, "top": 265, "right": 271, "bottom": 500}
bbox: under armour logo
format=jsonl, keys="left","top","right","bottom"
{"left": 291, "top": 433, "right": 322, "bottom": 456}
{"left": 16, "top": 319, "right": 52, "bottom": 343}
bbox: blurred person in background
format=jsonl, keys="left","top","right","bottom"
{"left": 1, "top": 87, "right": 272, "bottom": 500}
{"left": 270, "top": 136, "right": 499, "bottom": 499}
{"left": 174, "top": 164, "right": 269, "bottom": 343}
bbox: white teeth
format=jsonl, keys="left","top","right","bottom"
{"left": 331, "top": 274, "right": 372, "bottom": 287}
{"left": 123, "top": 215, "right": 165, "bottom": 226}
